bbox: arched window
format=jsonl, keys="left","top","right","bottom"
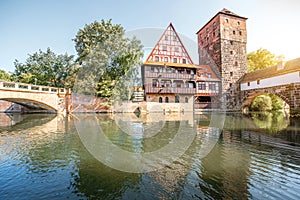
{"left": 165, "top": 96, "right": 169, "bottom": 103}
{"left": 175, "top": 96, "right": 180, "bottom": 103}
{"left": 159, "top": 97, "right": 162, "bottom": 103}
{"left": 185, "top": 97, "right": 189, "bottom": 103}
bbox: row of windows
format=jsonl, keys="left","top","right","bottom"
{"left": 150, "top": 66, "right": 195, "bottom": 74}
{"left": 197, "top": 82, "right": 219, "bottom": 91}
{"left": 153, "top": 79, "right": 195, "bottom": 88}
{"left": 164, "top": 35, "right": 177, "bottom": 41}
{"left": 154, "top": 55, "right": 187, "bottom": 64}
{"left": 198, "top": 72, "right": 212, "bottom": 78}
{"left": 158, "top": 96, "right": 189, "bottom": 103}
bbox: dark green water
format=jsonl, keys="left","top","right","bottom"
{"left": 0, "top": 112, "right": 299, "bottom": 199}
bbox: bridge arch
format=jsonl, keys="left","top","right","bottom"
{"left": 241, "top": 89, "right": 290, "bottom": 113}
{"left": 0, "top": 98, "right": 57, "bottom": 112}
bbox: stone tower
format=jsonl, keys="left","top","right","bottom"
{"left": 196, "top": 8, "right": 247, "bottom": 109}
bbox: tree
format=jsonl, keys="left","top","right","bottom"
{"left": 73, "top": 19, "right": 143, "bottom": 100}
{"left": 0, "top": 69, "right": 13, "bottom": 81}
{"left": 247, "top": 48, "right": 284, "bottom": 72}
{"left": 13, "top": 48, "right": 77, "bottom": 88}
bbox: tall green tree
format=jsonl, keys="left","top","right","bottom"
{"left": 13, "top": 48, "right": 78, "bottom": 88}
{"left": 73, "top": 19, "right": 143, "bottom": 100}
{"left": 247, "top": 48, "right": 284, "bottom": 72}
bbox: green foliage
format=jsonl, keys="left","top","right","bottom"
{"left": 250, "top": 94, "right": 285, "bottom": 112}
{"left": 0, "top": 69, "right": 14, "bottom": 81}
{"left": 250, "top": 95, "right": 273, "bottom": 112}
{"left": 73, "top": 19, "right": 143, "bottom": 100}
{"left": 247, "top": 48, "right": 284, "bottom": 72}
{"left": 13, "top": 48, "right": 77, "bottom": 88}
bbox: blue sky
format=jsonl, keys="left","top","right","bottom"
{"left": 1, "top": 0, "right": 300, "bottom": 72}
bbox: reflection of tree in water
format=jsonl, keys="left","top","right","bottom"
{"left": 251, "top": 111, "right": 289, "bottom": 133}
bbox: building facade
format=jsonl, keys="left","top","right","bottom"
{"left": 141, "top": 23, "right": 197, "bottom": 110}
{"left": 196, "top": 8, "right": 248, "bottom": 109}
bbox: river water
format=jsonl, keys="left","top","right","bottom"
{"left": 0, "top": 112, "right": 299, "bottom": 199}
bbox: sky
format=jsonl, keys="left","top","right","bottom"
{"left": 1, "top": 0, "right": 300, "bottom": 72}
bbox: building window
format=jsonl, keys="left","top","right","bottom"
{"left": 230, "top": 50, "right": 233, "bottom": 55}
{"left": 257, "top": 80, "right": 260, "bottom": 85}
{"left": 213, "top": 32, "right": 215, "bottom": 37}
{"left": 230, "top": 41, "right": 233, "bottom": 45}
{"left": 206, "top": 28, "right": 209, "bottom": 33}
{"left": 200, "top": 73, "right": 204, "bottom": 78}
{"left": 235, "top": 61, "right": 238, "bottom": 66}
{"left": 237, "top": 21, "right": 240, "bottom": 25}
{"left": 198, "top": 82, "right": 206, "bottom": 90}
{"left": 163, "top": 46, "right": 167, "bottom": 51}
{"left": 174, "top": 47, "right": 179, "bottom": 52}
{"left": 173, "top": 58, "right": 177, "bottom": 63}
{"left": 152, "top": 79, "right": 159, "bottom": 87}
{"left": 185, "top": 97, "right": 188, "bottom": 103}
{"left": 239, "top": 31, "right": 242, "bottom": 36}
{"left": 247, "top": 82, "right": 250, "bottom": 86}
{"left": 230, "top": 72, "right": 233, "bottom": 77}
{"left": 155, "top": 56, "right": 159, "bottom": 62}
{"left": 229, "top": 83, "right": 232, "bottom": 87}
{"left": 225, "top": 19, "right": 229, "bottom": 23}
{"left": 175, "top": 96, "right": 180, "bottom": 103}
{"left": 209, "top": 84, "right": 216, "bottom": 90}
{"left": 213, "top": 22, "right": 216, "bottom": 27}
{"left": 164, "top": 57, "right": 168, "bottom": 62}
{"left": 165, "top": 35, "right": 168, "bottom": 40}
{"left": 233, "top": 30, "right": 236, "bottom": 35}
{"left": 165, "top": 96, "right": 169, "bottom": 103}
{"left": 206, "top": 73, "right": 212, "bottom": 78}
{"left": 159, "top": 97, "right": 162, "bottom": 103}
{"left": 182, "top": 58, "right": 186, "bottom": 64}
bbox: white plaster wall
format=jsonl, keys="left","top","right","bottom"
{"left": 241, "top": 71, "right": 300, "bottom": 91}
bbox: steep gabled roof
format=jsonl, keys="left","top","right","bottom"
{"left": 240, "top": 57, "right": 300, "bottom": 83}
{"left": 144, "top": 23, "right": 194, "bottom": 66}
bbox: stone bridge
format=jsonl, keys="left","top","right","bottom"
{"left": 0, "top": 80, "right": 70, "bottom": 113}
{"left": 237, "top": 58, "right": 300, "bottom": 113}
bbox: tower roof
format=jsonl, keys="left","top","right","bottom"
{"left": 196, "top": 8, "right": 247, "bottom": 34}
{"left": 144, "top": 23, "right": 195, "bottom": 68}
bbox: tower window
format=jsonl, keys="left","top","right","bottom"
{"left": 230, "top": 50, "right": 233, "bottom": 55}
{"left": 230, "top": 41, "right": 233, "bottom": 45}
{"left": 239, "top": 31, "right": 242, "bottom": 36}
{"left": 229, "top": 83, "right": 232, "bottom": 87}
{"left": 235, "top": 61, "right": 238, "bottom": 66}
{"left": 233, "top": 30, "right": 236, "bottom": 35}
{"left": 225, "top": 19, "right": 229, "bottom": 23}
{"left": 237, "top": 21, "right": 240, "bottom": 25}
{"left": 230, "top": 72, "right": 233, "bottom": 77}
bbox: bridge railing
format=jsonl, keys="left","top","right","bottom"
{"left": 0, "top": 80, "right": 68, "bottom": 94}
